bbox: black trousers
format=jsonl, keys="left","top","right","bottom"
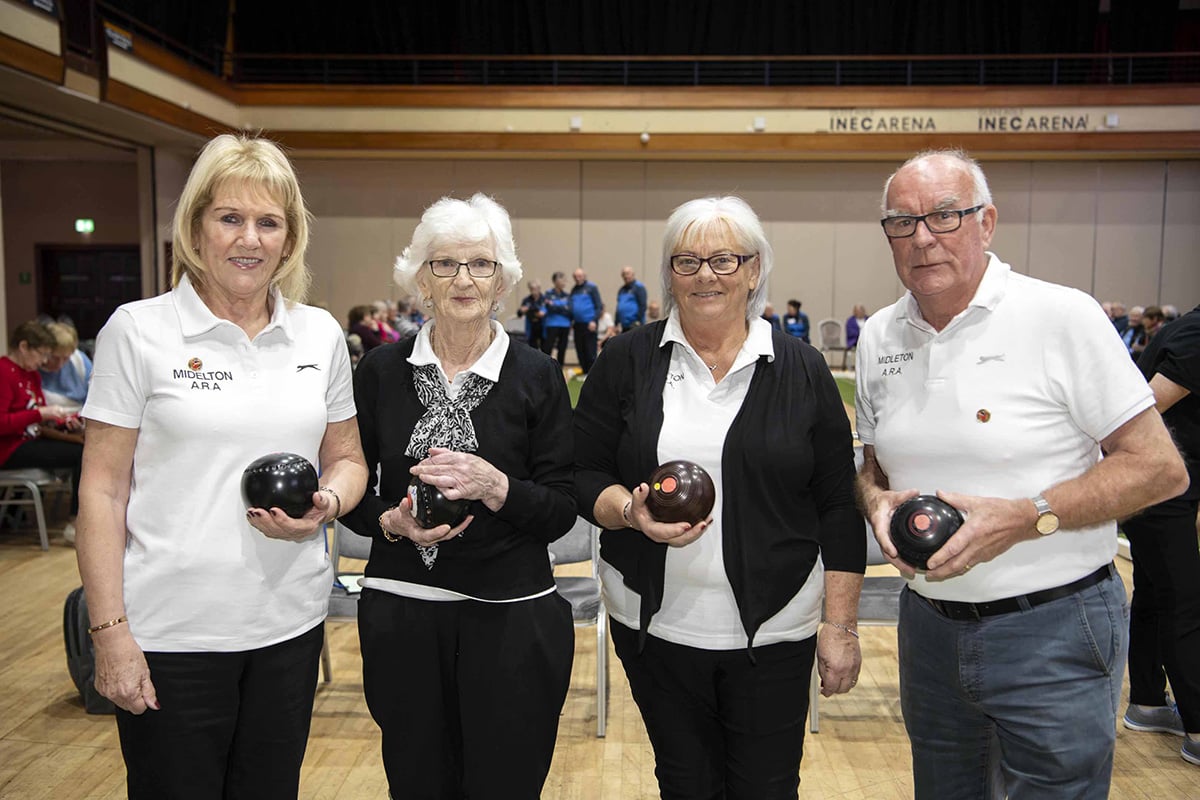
{"left": 611, "top": 619, "right": 816, "bottom": 800}
{"left": 358, "top": 589, "right": 574, "bottom": 800}
{"left": 525, "top": 322, "right": 544, "bottom": 352}
{"left": 1125, "top": 497, "right": 1200, "bottom": 732}
{"left": 541, "top": 326, "right": 569, "bottom": 367}
{"left": 572, "top": 322, "right": 598, "bottom": 374}
{"left": 4, "top": 437, "right": 83, "bottom": 515}
{"left": 115, "top": 622, "right": 324, "bottom": 800}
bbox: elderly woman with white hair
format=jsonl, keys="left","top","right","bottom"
{"left": 575, "top": 196, "right": 865, "bottom": 799}
{"left": 339, "top": 193, "right": 576, "bottom": 798}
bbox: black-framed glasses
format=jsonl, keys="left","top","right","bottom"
{"left": 669, "top": 252, "right": 757, "bottom": 276}
{"left": 880, "top": 205, "right": 985, "bottom": 239}
{"left": 427, "top": 258, "right": 499, "bottom": 278}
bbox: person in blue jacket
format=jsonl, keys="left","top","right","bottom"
{"left": 784, "top": 299, "right": 810, "bottom": 343}
{"left": 517, "top": 280, "right": 546, "bottom": 350}
{"left": 570, "top": 268, "right": 604, "bottom": 373}
{"left": 541, "top": 272, "right": 572, "bottom": 366}
{"left": 615, "top": 266, "right": 647, "bottom": 333}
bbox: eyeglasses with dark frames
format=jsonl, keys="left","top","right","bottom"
{"left": 427, "top": 258, "right": 499, "bottom": 278}
{"left": 669, "top": 252, "right": 757, "bottom": 276}
{"left": 880, "top": 205, "right": 985, "bottom": 239}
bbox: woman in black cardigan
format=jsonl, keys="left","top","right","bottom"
{"left": 575, "top": 196, "right": 865, "bottom": 800}
{"left": 340, "top": 194, "right": 575, "bottom": 799}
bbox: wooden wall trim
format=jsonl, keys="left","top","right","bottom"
{"left": 267, "top": 130, "right": 1200, "bottom": 160}
{"left": 104, "top": 80, "right": 233, "bottom": 140}
{"left": 238, "top": 84, "right": 1200, "bottom": 110}
{"left": 0, "top": 31, "right": 64, "bottom": 85}
{"left": 123, "top": 38, "right": 237, "bottom": 102}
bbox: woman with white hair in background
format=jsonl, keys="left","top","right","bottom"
{"left": 339, "top": 193, "right": 576, "bottom": 797}
{"left": 574, "top": 196, "right": 865, "bottom": 799}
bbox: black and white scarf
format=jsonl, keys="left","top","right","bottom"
{"left": 404, "top": 362, "right": 495, "bottom": 568}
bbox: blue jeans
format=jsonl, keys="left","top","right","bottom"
{"left": 898, "top": 574, "right": 1128, "bottom": 800}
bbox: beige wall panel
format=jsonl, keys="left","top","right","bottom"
{"left": 580, "top": 162, "right": 649, "bottom": 305}
{"left": 1026, "top": 162, "right": 1098, "bottom": 293}
{"left": 1160, "top": 161, "right": 1200, "bottom": 310}
{"left": 1094, "top": 162, "right": 1166, "bottom": 307}
{"left": 306, "top": 217, "right": 413, "bottom": 320}
{"left": 298, "top": 159, "right": 455, "bottom": 217}
{"left": 154, "top": 148, "right": 192, "bottom": 292}
{"left": 509, "top": 217, "right": 581, "bottom": 305}
{"left": 984, "top": 162, "right": 1033, "bottom": 276}
{"left": 766, "top": 220, "right": 834, "bottom": 323}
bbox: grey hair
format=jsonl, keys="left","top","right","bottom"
{"left": 880, "top": 148, "right": 993, "bottom": 217}
{"left": 660, "top": 196, "right": 773, "bottom": 320}
{"left": 394, "top": 193, "right": 523, "bottom": 302}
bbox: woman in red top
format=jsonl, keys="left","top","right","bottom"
{"left": 0, "top": 320, "right": 84, "bottom": 541}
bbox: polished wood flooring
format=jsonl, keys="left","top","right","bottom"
{"left": 1, "top": 525, "right": 1198, "bottom": 799}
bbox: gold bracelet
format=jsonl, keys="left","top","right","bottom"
{"left": 378, "top": 507, "right": 402, "bottom": 543}
{"left": 824, "top": 620, "right": 860, "bottom": 639}
{"left": 318, "top": 486, "right": 342, "bottom": 521}
{"left": 87, "top": 616, "right": 127, "bottom": 635}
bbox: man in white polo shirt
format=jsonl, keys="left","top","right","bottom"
{"left": 855, "top": 148, "right": 1188, "bottom": 799}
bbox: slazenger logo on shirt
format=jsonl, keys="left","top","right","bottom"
{"left": 877, "top": 351, "right": 913, "bottom": 376}
{"left": 172, "top": 366, "right": 233, "bottom": 391}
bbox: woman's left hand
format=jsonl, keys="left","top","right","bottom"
{"left": 816, "top": 623, "right": 862, "bottom": 697}
{"left": 246, "top": 489, "right": 337, "bottom": 542}
{"left": 409, "top": 447, "right": 509, "bottom": 512}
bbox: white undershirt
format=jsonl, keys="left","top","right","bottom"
{"left": 600, "top": 311, "right": 824, "bottom": 649}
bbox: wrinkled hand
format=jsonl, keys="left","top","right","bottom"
{"left": 922, "top": 491, "right": 1036, "bottom": 581}
{"left": 862, "top": 486, "right": 921, "bottom": 577}
{"left": 246, "top": 489, "right": 334, "bottom": 542}
{"left": 410, "top": 447, "right": 508, "bottom": 512}
{"left": 92, "top": 628, "right": 159, "bottom": 714}
{"left": 379, "top": 496, "right": 474, "bottom": 546}
{"left": 816, "top": 624, "right": 862, "bottom": 697}
{"left": 626, "top": 482, "right": 709, "bottom": 548}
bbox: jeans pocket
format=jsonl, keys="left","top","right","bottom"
{"left": 1071, "top": 584, "right": 1122, "bottom": 678}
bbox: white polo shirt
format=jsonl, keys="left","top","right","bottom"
{"left": 601, "top": 311, "right": 825, "bottom": 649}
{"left": 83, "top": 276, "right": 356, "bottom": 652}
{"left": 855, "top": 254, "right": 1152, "bottom": 601}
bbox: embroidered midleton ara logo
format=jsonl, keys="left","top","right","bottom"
{"left": 188, "top": 357, "right": 203, "bottom": 370}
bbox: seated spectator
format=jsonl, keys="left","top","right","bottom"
{"left": 392, "top": 299, "right": 419, "bottom": 340}
{"left": 846, "top": 304, "right": 869, "bottom": 349}
{"left": 1163, "top": 304, "right": 1180, "bottom": 322}
{"left": 1110, "top": 301, "right": 1129, "bottom": 335}
{"left": 1122, "top": 306, "right": 1145, "bottom": 355}
{"left": 349, "top": 305, "right": 384, "bottom": 352}
{"left": 783, "top": 299, "right": 811, "bottom": 342}
{"left": 1133, "top": 306, "right": 1166, "bottom": 360}
{"left": 372, "top": 301, "right": 400, "bottom": 343}
{"left": 40, "top": 321, "right": 92, "bottom": 412}
{"left": 1, "top": 320, "right": 84, "bottom": 542}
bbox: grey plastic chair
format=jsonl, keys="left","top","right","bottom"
{"left": 321, "top": 520, "right": 372, "bottom": 683}
{"left": 549, "top": 516, "right": 609, "bottom": 737}
{"left": 0, "top": 468, "right": 71, "bottom": 551}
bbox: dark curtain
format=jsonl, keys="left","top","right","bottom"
{"left": 227, "top": 0, "right": 1104, "bottom": 56}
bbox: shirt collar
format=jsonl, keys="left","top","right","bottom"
{"left": 173, "top": 274, "right": 293, "bottom": 342}
{"left": 660, "top": 308, "right": 775, "bottom": 363}
{"left": 899, "top": 252, "right": 1009, "bottom": 324}
{"left": 409, "top": 318, "right": 510, "bottom": 382}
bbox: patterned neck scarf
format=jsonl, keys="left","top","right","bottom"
{"left": 405, "top": 362, "right": 495, "bottom": 568}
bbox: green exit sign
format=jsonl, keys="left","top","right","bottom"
{"left": 75, "top": 218, "right": 95, "bottom": 233}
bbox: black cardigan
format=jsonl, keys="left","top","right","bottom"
{"left": 341, "top": 336, "right": 577, "bottom": 600}
{"left": 574, "top": 320, "right": 864, "bottom": 653}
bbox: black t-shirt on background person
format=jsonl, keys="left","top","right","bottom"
{"left": 1137, "top": 305, "right": 1200, "bottom": 500}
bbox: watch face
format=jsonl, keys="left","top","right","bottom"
{"left": 1036, "top": 513, "right": 1060, "bottom": 535}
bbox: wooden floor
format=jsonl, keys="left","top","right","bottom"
{"left": 2, "top": 523, "right": 1198, "bottom": 799}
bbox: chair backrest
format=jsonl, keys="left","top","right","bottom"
{"left": 332, "top": 520, "right": 372, "bottom": 563}
{"left": 549, "top": 516, "right": 597, "bottom": 568}
{"left": 817, "top": 318, "right": 844, "bottom": 349}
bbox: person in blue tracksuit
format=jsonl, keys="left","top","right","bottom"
{"left": 784, "top": 299, "right": 810, "bottom": 343}
{"left": 570, "top": 269, "right": 604, "bottom": 373}
{"left": 542, "top": 272, "right": 572, "bottom": 367}
{"left": 614, "top": 266, "right": 647, "bottom": 333}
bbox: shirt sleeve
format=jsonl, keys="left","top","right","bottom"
{"left": 82, "top": 309, "right": 147, "bottom": 429}
{"left": 854, "top": 318, "right": 877, "bottom": 447}
{"left": 322, "top": 313, "right": 357, "bottom": 423}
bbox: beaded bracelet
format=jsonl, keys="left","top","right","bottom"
{"left": 824, "top": 620, "right": 860, "bottom": 639}
{"left": 379, "top": 504, "right": 402, "bottom": 543}
{"left": 87, "top": 616, "right": 127, "bottom": 635}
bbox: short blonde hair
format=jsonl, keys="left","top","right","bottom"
{"left": 172, "top": 134, "right": 312, "bottom": 303}
{"left": 44, "top": 321, "right": 78, "bottom": 353}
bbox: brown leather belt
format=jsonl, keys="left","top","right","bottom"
{"left": 922, "top": 563, "right": 1116, "bottom": 621}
